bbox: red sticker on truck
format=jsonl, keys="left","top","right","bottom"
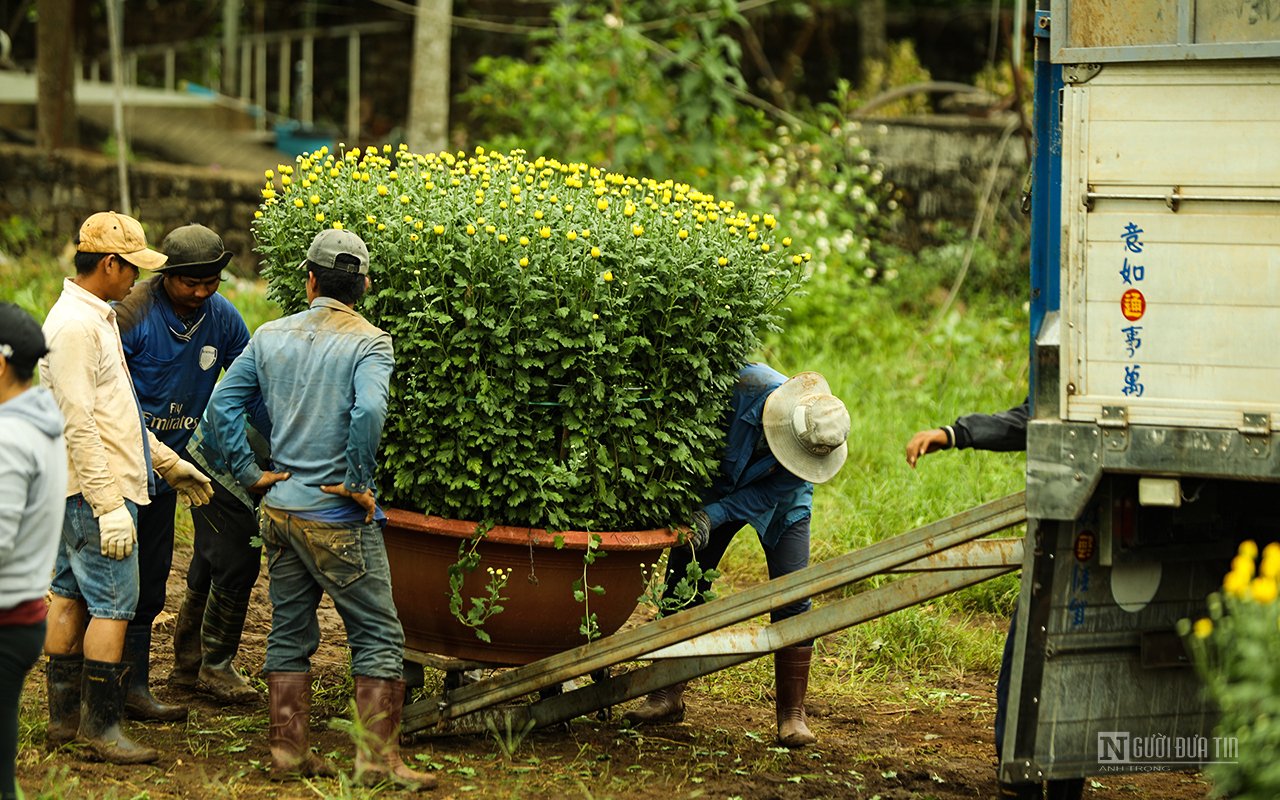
{"left": 1121, "top": 289, "right": 1146, "bottom": 321}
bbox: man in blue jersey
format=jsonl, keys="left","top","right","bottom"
{"left": 116, "top": 224, "right": 268, "bottom": 721}
{"left": 207, "top": 229, "right": 434, "bottom": 790}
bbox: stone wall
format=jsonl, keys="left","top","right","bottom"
{"left": 0, "top": 143, "right": 264, "bottom": 271}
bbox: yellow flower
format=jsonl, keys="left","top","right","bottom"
{"left": 519, "top": 257, "right": 529, "bottom": 267}
{"left": 1193, "top": 617, "right": 1213, "bottom": 639}
{"left": 329, "top": 168, "right": 340, "bottom": 178}
{"left": 597, "top": 198, "right": 609, "bottom": 211}
{"left": 592, "top": 313, "right": 599, "bottom": 320}
{"left": 602, "top": 270, "right": 614, "bottom": 282}
{"left": 433, "top": 225, "right": 445, "bottom": 235}
{"left": 632, "top": 225, "right": 644, "bottom": 237}
{"left": 414, "top": 221, "right": 424, "bottom": 231}
{"left": 409, "top": 233, "right": 419, "bottom": 242}
{"left": 281, "top": 176, "right": 292, "bottom": 186}
{"left": 1232, "top": 554, "right": 1256, "bottom": 580}
{"left": 566, "top": 231, "right": 578, "bottom": 241}
{"left": 539, "top": 226, "right": 552, "bottom": 239}
{"left": 1224, "top": 569, "right": 1251, "bottom": 598}
{"left": 485, "top": 225, "right": 497, "bottom": 234}
{"left": 498, "top": 233, "right": 509, "bottom": 243}
{"left": 400, "top": 194, "right": 411, "bottom": 205}
{"left": 315, "top": 212, "right": 325, "bottom": 222}
{"left": 1252, "top": 576, "right": 1278, "bottom": 604}
{"left": 377, "top": 185, "right": 389, "bottom": 196}
{"left": 792, "top": 255, "right": 803, "bottom": 265}
{"left": 366, "top": 215, "right": 377, "bottom": 224}
{"left": 717, "top": 256, "right": 728, "bottom": 266}
{"left": 748, "top": 231, "right": 758, "bottom": 241}
{"left": 519, "top": 236, "right": 530, "bottom": 246}
{"left": 466, "top": 224, "right": 477, "bottom": 236}
{"left": 253, "top": 210, "right": 262, "bottom": 219}
{"left": 332, "top": 221, "right": 343, "bottom": 230}
{"left": 677, "top": 229, "right": 689, "bottom": 240}
{"left": 590, "top": 247, "right": 601, "bottom": 259}
{"left": 624, "top": 203, "right": 636, "bottom": 217}
{"left": 782, "top": 236, "right": 792, "bottom": 246}
{"left": 310, "top": 195, "right": 321, "bottom": 206}
{"left": 261, "top": 188, "right": 276, "bottom": 200}
{"left": 377, "top": 223, "right": 386, "bottom": 231}
{"left": 294, "top": 198, "right": 305, "bottom": 208}
{"left": 761, "top": 243, "right": 771, "bottom": 252}
{"left": 264, "top": 169, "right": 274, "bottom": 179}
{"left": 534, "top": 209, "right": 544, "bottom": 221}
{"left": 1239, "top": 540, "right": 1259, "bottom": 560}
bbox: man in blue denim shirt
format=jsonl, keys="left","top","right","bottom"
{"left": 207, "top": 229, "right": 434, "bottom": 791}
{"left": 625, "top": 364, "right": 850, "bottom": 749}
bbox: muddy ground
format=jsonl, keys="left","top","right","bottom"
{"left": 16, "top": 542, "right": 1214, "bottom": 800}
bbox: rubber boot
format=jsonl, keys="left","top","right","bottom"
{"left": 168, "top": 589, "right": 207, "bottom": 692}
{"left": 268, "top": 672, "right": 334, "bottom": 780}
{"left": 122, "top": 626, "right": 188, "bottom": 722}
{"left": 77, "top": 659, "right": 159, "bottom": 764}
{"left": 353, "top": 677, "right": 437, "bottom": 791}
{"left": 45, "top": 654, "right": 83, "bottom": 748}
{"left": 775, "top": 646, "right": 817, "bottom": 748}
{"left": 622, "top": 682, "right": 686, "bottom": 725}
{"left": 197, "top": 587, "right": 259, "bottom": 703}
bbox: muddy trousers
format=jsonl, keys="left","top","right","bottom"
{"left": 0, "top": 621, "right": 44, "bottom": 800}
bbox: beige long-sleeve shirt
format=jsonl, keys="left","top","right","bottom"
{"left": 39, "top": 278, "right": 180, "bottom": 516}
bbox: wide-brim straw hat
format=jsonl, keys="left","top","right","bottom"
{"left": 762, "top": 371, "right": 850, "bottom": 484}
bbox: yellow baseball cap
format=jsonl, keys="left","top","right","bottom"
{"left": 76, "top": 211, "right": 168, "bottom": 271}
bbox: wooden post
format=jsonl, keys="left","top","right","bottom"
{"left": 346, "top": 31, "right": 360, "bottom": 144}
{"left": 255, "top": 39, "right": 267, "bottom": 131}
{"left": 238, "top": 41, "right": 250, "bottom": 102}
{"left": 277, "top": 37, "right": 292, "bottom": 120}
{"left": 406, "top": 0, "right": 452, "bottom": 154}
{"left": 300, "top": 34, "right": 314, "bottom": 126}
{"left": 35, "top": 0, "right": 77, "bottom": 149}
{"left": 104, "top": 0, "right": 130, "bottom": 214}
{"left": 222, "top": 0, "right": 241, "bottom": 96}
{"left": 164, "top": 48, "right": 176, "bottom": 91}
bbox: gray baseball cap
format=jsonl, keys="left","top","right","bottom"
{"left": 303, "top": 229, "right": 369, "bottom": 275}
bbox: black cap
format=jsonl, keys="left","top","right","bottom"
{"left": 0, "top": 302, "right": 49, "bottom": 372}
{"left": 158, "top": 224, "right": 233, "bottom": 278}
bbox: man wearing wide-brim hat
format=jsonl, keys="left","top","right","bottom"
{"left": 114, "top": 223, "right": 272, "bottom": 723}
{"left": 624, "top": 363, "right": 851, "bottom": 748}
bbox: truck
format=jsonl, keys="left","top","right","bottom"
{"left": 1004, "top": 0, "right": 1280, "bottom": 796}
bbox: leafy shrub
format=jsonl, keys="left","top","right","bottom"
{"left": 252, "top": 145, "right": 806, "bottom": 531}
{"left": 1181, "top": 540, "right": 1280, "bottom": 798}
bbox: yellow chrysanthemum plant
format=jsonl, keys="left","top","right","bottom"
{"left": 1179, "top": 540, "right": 1280, "bottom": 799}
{"left": 252, "top": 145, "right": 808, "bottom": 533}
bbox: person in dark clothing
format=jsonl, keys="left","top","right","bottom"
{"left": 115, "top": 224, "right": 265, "bottom": 720}
{"left": 905, "top": 397, "right": 1030, "bottom": 799}
{"left": 624, "top": 365, "right": 851, "bottom": 748}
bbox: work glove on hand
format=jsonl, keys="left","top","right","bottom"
{"left": 689, "top": 509, "right": 712, "bottom": 551}
{"left": 98, "top": 504, "right": 136, "bottom": 560}
{"left": 159, "top": 458, "right": 215, "bottom": 507}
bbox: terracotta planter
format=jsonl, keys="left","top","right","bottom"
{"left": 383, "top": 508, "right": 679, "bottom": 665}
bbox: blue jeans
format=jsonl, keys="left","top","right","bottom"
{"left": 663, "top": 516, "right": 813, "bottom": 641}
{"left": 260, "top": 506, "right": 405, "bottom": 678}
{"left": 49, "top": 496, "right": 140, "bottom": 620}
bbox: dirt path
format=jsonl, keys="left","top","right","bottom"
{"left": 16, "top": 542, "right": 1214, "bottom": 799}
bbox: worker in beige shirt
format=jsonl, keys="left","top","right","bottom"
{"left": 39, "top": 212, "right": 214, "bottom": 765}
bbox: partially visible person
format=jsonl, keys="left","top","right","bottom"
{"left": 904, "top": 396, "right": 1030, "bottom": 800}
{"left": 115, "top": 224, "right": 266, "bottom": 715}
{"left": 207, "top": 229, "right": 435, "bottom": 791}
{"left": 40, "top": 212, "right": 214, "bottom": 764}
{"left": 624, "top": 365, "right": 851, "bottom": 749}
{"left": 0, "top": 304, "right": 66, "bottom": 800}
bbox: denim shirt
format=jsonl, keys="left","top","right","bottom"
{"left": 207, "top": 297, "right": 394, "bottom": 514}
{"left": 702, "top": 363, "right": 814, "bottom": 548}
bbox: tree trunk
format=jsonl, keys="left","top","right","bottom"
{"left": 406, "top": 0, "right": 451, "bottom": 154}
{"left": 858, "top": 0, "right": 887, "bottom": 72}
{"left": 35, "top": 0, "right": 76, "bottom": 149}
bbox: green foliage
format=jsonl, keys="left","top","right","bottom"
{"left": 857, "top": 40, "right": 933, "bottom": 116}
{"left": 459, "top": 0, "right": 761, "bottom": 181}
{"left": 1182, "top": 542, "right": 1280, "bottom": 799}
{"left": 253, "top": 146, "right": 806, "bottom": 531}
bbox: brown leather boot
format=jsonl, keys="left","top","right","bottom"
{"left": 197, "top": 588, "right": 259, "bottom": 704}
{"left": 622, "top": 682, "right": 686, "bottom": 725}
{"left": 353, "top": 676, "right": 437, "bottom": 791}
{"left": 45, "top": 654, "right": 82, "bottom": 748}
{"left": 267, "top": 672, "right": 334, "bottom": 780}
{"left": 77, "top": 659, "right": 159, "bottom": 764}
{"left": 168, "top": 589, "right": 207, "bottom": 692}
{"left": 775, "top": 646, "right": 817, "bottom": 748}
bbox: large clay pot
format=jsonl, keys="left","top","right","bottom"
{"left": 383, "top": 508, "right": 679, "bottom": 665}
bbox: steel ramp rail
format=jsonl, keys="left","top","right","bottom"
{"left": 401, "top": 491, "right": 1026, "bottom": 736}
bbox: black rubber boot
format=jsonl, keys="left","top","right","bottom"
{"left": 78, "top": 659, "right": 159, "bottom": 764}
{"left": 122, "top": 626, "right": 188, "bottom": 722}
{"left": 197, "top": 587, "right": 259, "bottom": 703}
{"left": 45, "top": 654, "right": 83, "bottom": 749}
{"left": 168, "top": 589, "right": 207, "bottom": 692}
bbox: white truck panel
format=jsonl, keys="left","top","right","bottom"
{"left": 1061, "top": 62, "right": 1280, "bottom": 430}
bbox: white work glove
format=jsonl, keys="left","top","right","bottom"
{"left": 98, "top": 504, "right": 136, "bottom": 561}
{"left": 158, "top": 458, "right": 215, "bottom": 507}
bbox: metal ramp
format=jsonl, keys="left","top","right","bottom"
{"left": 402, "top": 491, "right": 1028, "bottom": 737}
